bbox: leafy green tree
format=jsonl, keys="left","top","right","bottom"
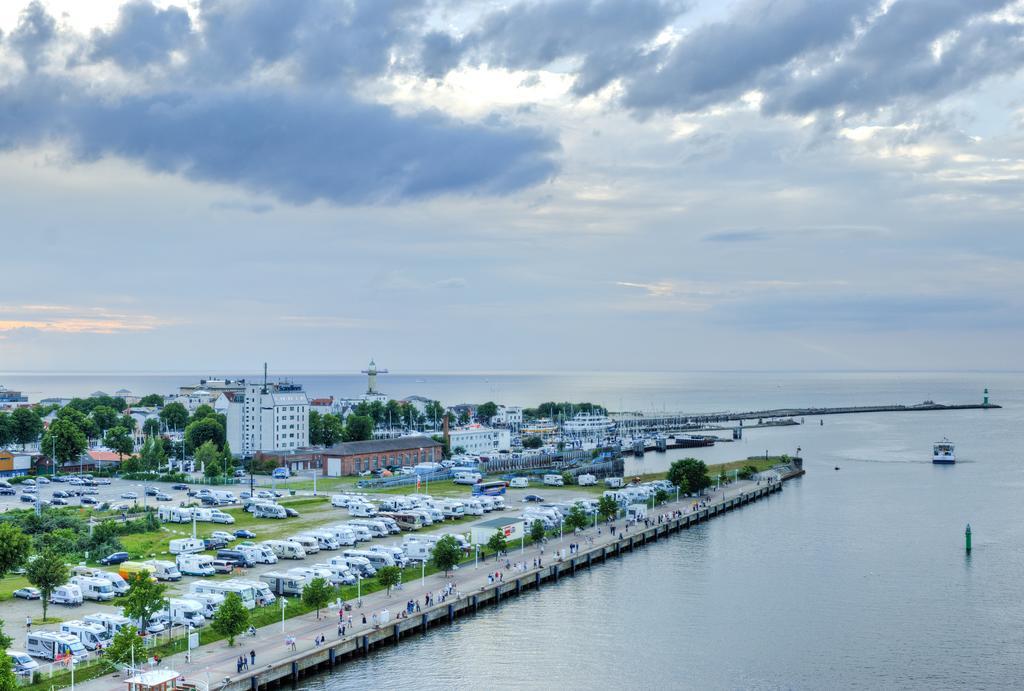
{"left": 190, "top": 404, "right": 217, "bottom": 424}
{"left": 667, "top": 458, "right": 709, "bottom": 493}
{"left": 102, "top": 625, "right": 146, "bottom": 669}
{"left": 139, "top": 436, "right": 168, "bottom": 470}
{"left": 344, "top": 415, "right": 374, "bottom": 442}
{"left": 308, "top": 410, "right": 324, "bottom": 445}
{"left": 0, "top": 524, "right": 31, "bottom": 578}
{"left": 138, "top": 394, "right": 165, "bottom": 407}
{"left": 40, "top": 418, "right": 88, "bottom": 467}
{"left": 104, "top": 426, "right": 135, "bottom": 460}
{"left": 375, "top": 565, "right": 401, "bottom": 596}
{"left": 0, "top": 618, "right": 11, "bottom": 650}
{"left": 486, "top": 530, "right": 507, "bottom": 557}
{"left": 158, "top": 401, "right": 188, "bottom": 430}
{"left": 122, "top": 573, "right": 167, "bottom": 633}
{"left": 56, "top": 406, "right": 96, "bottom": 439}
{"left": 431, "top": 535, "right": 462, "bottom": 576}
{"left": 220, "top": 442, "right": 235, "bottom": 474}
{"left": 424, "top": 401, "right": 445, "bottom": 427}
{"left": 10, "top": 407, "right": 42, "bottom": 448}
{"left": 563, "top": 504, "right": 590, "bottom": 532}
{"left": 385, "top": 400, "right": 402, "bottom": 427}
{"left": 597, "top": 495, "right": 619, "bottom": 522}
{"left": 185, "top": 417, "right": 225, "bottom": 452}
{"left": 521, "top": 435, "right": 543, "bottom": 449}
{"left": 0, "top": 620, "right": 15, "bottom": 691}
{"left": 196, "top": 441, "right": 221, "bottom": 477}
{"left": 452, "top": 446, "right": 466, "bottom": 455}
{"left": 561, "top": 471, "right": 574, "bottom": 485}
{"left": 476, "top": 401, "right": 498, "bottom": 421}
{"left": 530, "top": 519, "right": 546, "bottom": 542}
{"left": 142, "top": 417, "right": 161, "bottom": 437}
{"left": 26, "top": 549, "right": 69, "bottom": 621}
{"left": 0, "top": 412, "right": 12, "bottom": 448}
{"left": 321, "top": 414, "right": 345, "bottom": 446}
{"left": 35, "top": 528, "right": 79, "bottom": 557}
{"left": 211, "top": 592, "right": 249, "bottom": 646}
{"left": 399, "top": 402, "right": 417, "bottom": 428}
{"left": 654, "top": 489, "right": 670, "bottom": 504}
{"left": 301, "top": 577, "right": 333, "bottom": 619}
{"left": 90, "top": 405, "right": 119, "bottom": 434}
{"left": 367, "top": 401, "right": 385, "bottom": 425}
{"left": 739, "top": 464, "right": 760, "bottom": 480}
{"left": 457, "top": 410, "right": 470, "bottom": 426}
{"left": 119, "top": 414, "right": 137, "bottom": 432}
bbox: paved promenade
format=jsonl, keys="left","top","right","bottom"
{"left": 76, "top": 479, "right": 769, "bottom": 690}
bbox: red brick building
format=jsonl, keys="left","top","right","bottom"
{"left": 322, "top": 437, "right": 444, "bottom": 477}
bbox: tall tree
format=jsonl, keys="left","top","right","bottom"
{"left": 138, "top": 394, "right": 165, "bottom": 407}
{"left": 139, "top": 436, "right": 167, "bottom": 470}
{"left": 40, "top": 418, "right": 88, "bottom": 467}
{"left": 142, "top": 417, "right": 161, "bottom": 438}
{"left": 0, "top": 620, "right": 15, "bottom": 691}
{"left": 308, "top": 410, "right": 324, "bottom": 445}
{"left": 597, "top": 495, "right": 619, "bottom": 522}
{"left": 486, "top": 530, "right": 508, "bottom": 557}
{"left": 563, "top": 504, "right": 590, "bottom": 532}
{"left": 431, "top": 535, "right": 462, "bottom": 576}
{"left": 476, "top": 402, "right": 498, "bottom": 422}
{"left": 102, "top": 625, "right": 146, "bottom": 669}
{"left": 90, "top": 405, "right": 118, "bottom": 433}
{"left": 321, "top": 414, "right": 345, "bottom": 446}
{"left": 10, "top": 407, "right": 42, "bottom": 449}
{"left": 0, "top": 523, "right": 32, "bottom": 578}
{"left": 424, "top": 401, "right": 445, "bottom": 427}
{"left": 301, "top": 577, "right": 333, "bottom": 618}
{"left": 185, "top": 417, "right": 225, "bottom": 452}
{"left": 457, "top": 410, "right": 470, "bottom": 426}
{"left": 196, "top": 441, "right": 221, "bottom": 477}
{"left": 375, "top": 566, "right": 401, "bottom": 596}
{"left": 530, "top": 519, "right": 546, "bottom": 542}
{"left": 211, "top": 592, "right": 249, "bottom": 646}
{"left": 190, "top": 404, "right": 216, "bottom": 424}
{"left": 344, "top": 415, "right": 374, "bottom": 442}
{"left": 0, "top": 412, "right": 12, "bottom": 447}
{"left": 119, "top": 414, "right": 137, "bottom": 432}
{"left": 26, "top": 549, "right": 69, "bottom": 621}
{"left": 667, "top": 458, "right": 709, "bottom": 493}
{"left": 104, "top": 426, "right": 135, "bottom": 461}
{"left": 158, "top": 401, "right": 188, "bottom": 430}
{"left": 122, "top": 573, "right": 167, "bottom": 633}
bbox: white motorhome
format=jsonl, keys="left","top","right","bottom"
{"left": 338, "top": 523, "right": 372, "bottom": 542}
{"left": 311, "top": 562, "right": 357, "bottom": 586}
{"left": 229, "top": 579, "right": 276, "bottom": 607}
{"left": 253, "top": 503, "right": 287, "bottom": 519}
{"left": 83, "top": 613, "right": 131, "bottom": 637}
{"left": 176, "top": 554, "right": 216, "bottom": 577}
{"left": 374, "top": 516, "right": 402, "bottom": 534}
{"left": 169, "top": 537, "right": 205, "bottom": 555}
{"left": 462, "top": 499, "right": 485, "bottom": 516}
{"left": 188, "top": 580, "right": 257, "bottom": 609}
{"left": 184, "top": 592, "right": 224, "bottom": 618}
{"left": 287, "top": 535, "right": 320, "bottom": 554}
{"left": 145, "top": 560, "right": 182, "bottom": 582}
{"left": 167, "top": 598, "right": 207, "bottom": 628}
{"left": 325, "top": 526, "right": 358, "bottom": 546}
{"left": 627, "top": 504, "right": 648, "bottom": 521}
{"left": 49, "top": 584, "right": 83, "bottom": 606}
{"left": 347, "top": 502, "right": 378, "bottom": 518}
{"left": 286, "top": 566, "right": 333, "bottom": 584}
{"left": 577, "top": 473, "right": 597, "bottom": 486}
{"left": 347, "top": 519, "right": 388, "bottom": 538}
{"left": 259, "top": 572, "right": 306, "bottom": 596}
{"left": 408, "top": 507, "right": 438, "bottom": 525}
{"left": 329, "top": 555, "right": 375, "bottom": 578}
{"left": 369, "top": 545, "right": 407, "bottom": 567}
{"left": 158, "top": 506, "right": 193, "bottom": 523}
{"left": 439, "top": 500, "right": 465, "bottom": 519}
{"left": 330, "top": 495, "right": 350, "bottom": 508}
{"left": 237, "top": 545, "right": 277, "bottom": 565}
{"left": 342, "top": 549, "right": 396, "bottom": 570}
{"left": 509, "top": 477, "right": 529, "bottom": 488}
{"left": 263, "top": 540, "right": 305, "bottom": 560}
{"left": 303, "top": 531, "right": 341, "bottom": 550}
{"left": 27, "top": 632, "right": 88, "bottom": 662}
{"left": 59, "top": 620, "right": 111, "bottom": 650}
{"left": 490, "top": 496, "right": 506, "bottom": 511}
{"left": 453, "top": 470, "right": 483, "bottom": 485}
{"left": 8, "top": 650, "right": 39, "bottom": 675}
{"left": 401, "top": 540, "right": 433, "bottom": 563}
{"left": 70, "top": 576, "right": 115, "bottom": 602}
{"left": 542, "top": 474, "right": 565, "bottom": 487}
{"left": 604, "top": 476, "right": 624, "bottom": 489}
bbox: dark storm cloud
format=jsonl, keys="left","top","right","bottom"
{"left": 0, "top": 0, "right": 559, "bottom": 204}
{"left": 89, "top": 1, "right": 192, "bottom": 69}
{"left": 419, "top": 0, "right": 684, "bottom": 96}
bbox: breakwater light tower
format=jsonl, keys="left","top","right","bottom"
{"left": 984, "top": 388, "right": 989, "bottom": 406}
{"left": 362, "top": 359, "right": 388, "bottom": 396}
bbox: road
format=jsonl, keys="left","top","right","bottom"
{"left": 67, "top": 478, "right": 767, "bottom": 691}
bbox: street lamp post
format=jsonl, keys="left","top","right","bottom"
{"left": 421, "top": 559, "right": 425, "bottom": 586}
{"left": 280, "top": 596, "right": 287, "bottom": 632}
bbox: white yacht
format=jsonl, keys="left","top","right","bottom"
{"left": 932, "top": 439, "right": 955, "bottom": 464}
{"left": 561, "top": 412, "right": 615, "bottom": 437}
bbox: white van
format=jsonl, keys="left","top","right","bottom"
{"left": 338, "top": 523, "right": 372, "bottom": 543}
{"left": 158, "top": 506, "right": 192, "bottom": 523}
{"left": 453, "top": 470, "right": 482, "bottom": 485}
{"left": 401, "top": 541, "right": 433, "bottom": 563}
{"left": 440, "top": 500, "right": 465, "bottom": 519}
{"left": 490, "top": 496, "right": 506, "bottom": 511}
{"left": 263, "top": 540, "right": 305, "bottom": 560}
{"left": 177, "top": 554, "right": 216, "bottom": 576}
{"left": 604, "top": 476, "right": 624, "bottom": 489}
{"left": 542, "top": 474, "right": 565, "bottom": 487}
{"left": 167, "top": 598, "right": 207, "bottom": 628}
{"left": 577, "top": 474, "right": 597, "bottom": 486}
{"left": 311, "top": 562, "right": 357, "bottom": 586}
{"left": 27, "top": 632, "right": 88, "bottom": 663}
{"left": 303, "top": 531, "right": 341, "bottom": 550}
{"left": 347, "top": 502, "right": 378, "bottom": 518}
{"left": 254, "top": 503, "right": 287, "bottom": 519}
{"left": 230, "top": 579, "right": 276, "bottom": 607}
{"left": 369, "top": 545, "right": 407, "bottom": 567}
{"left": 209, "top": 509, "right": 235, "bottom": 524}
{"left": 330, "top": 495, "right": 350, "bottom": 508}
{"left": 145, "top": 560, "right": 182, "bottom": 582}
{"left": 169, "top": 537, "right": 205, "bottom": 555}
{"left": 70, "top": 576, "right": 115, "bottom": 602}
{"left": 260, "top": 572, "right": 306, "bottom": 596}
{"left": 477, "top": 496, "right": 495, "bottom": 512}
{"left": 238, "top": 545, "right": 277, "bottom": 565}
{"left": 287, "top": 535, "right": 320, "bottom": 554}
{"left": 8, "top": 650, "right": 39, "bottom": 675}
{"left": 409, "top": 507, "right": 439, "bottom": 524}
{"left": 49, "top": 584, "right": 84, "bottom": 606}
{"left": 211, "top": 490, "right": 237, "bottom": 504}
{"left": 325, "top": 526, "right": 358, "bottom": 546}
{"left": 83, "top": 613, "right": 131, "bottom": 637}
{"left": 188, "top": 580, "right": 257, "bottom": 609}
{"left": 462, "top": 499, "right": 485, "bottom": 516}
{"left": 286, "top": 566, "right": 333, "bottom": 584}
{"left": 342, "top": 549, "right": 396, "bottom": 570}
{"left": 509, "top": 477, "right": 529, "bottom": 488}
{"left": 59, "top": 620, "right": 111, "bottom": 650}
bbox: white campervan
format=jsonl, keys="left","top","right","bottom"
{"left": 27, "top": 632, "right": 88, "bottom": 663}
{"left": 70, "top": 576, "right": 115, "bottom": 602}
{"left": 347, "top": 502, "right": 378, "bottom": 518}
{"left": 342, "top": 548, "right": 396, "bottom": 570}
{"left": 177, "top": 554, "right": 216, "bottom": 576}
{"left": 169, "top": 537, "right": 205, "bottom": 555}
{"left": 509, "top": 477, "right": 529, "bottom": 488}
{"left": 83, "top": 613, "right": 131, "bottom": 637}
{"left": 167, "top": 598, "right": 207, "bottom": 627}
{"left": 325, "top": 526, "right": 358, "bottom": 546}
{"left": 369, "top": 545, "right": 407, "bottom": 567}
{"left": 263, "top": 540, "right": 305, "bottom": 560}
{"left": 347, "top": 519, "right": 388, "bottom": 538}
{"left": 238, "top": 545, "right": 277, "bottom": 565}
{"left": 287, "top": 535, "right": 319, "bottom": 554}
{"left": 253, "top": 503, "right": 287, "bottom": 519}
{"left": 462, "top": 499, "right": 485, "bottom": 516}
{"left": 49, "top": 583, "right": 83, "bottom": 606}
{"left": 338, "top": 523, "right": 372, "bottom": 542}
{"left": 542, "top": 474, "right": 565, "bottom": 487}
{"left": 145, "top": 560, "right": 182, "bottom": 582}
{"left": 59, "top": 620, "right": 111, "bottom": 650}
{"left": 259, "top": 572, "right": 306, "bottom": 596}
{"left": 303, "top": 531, "right": 341, "bottom": 551}
{"left": 188, "top": 580, "right": 257, "bottom": 609}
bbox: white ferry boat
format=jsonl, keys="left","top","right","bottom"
{"left": 561, "top": 412, "right": 615, "bottom": 437}
{"left": 932, "top": 439, "right": 955, "bottom": 464}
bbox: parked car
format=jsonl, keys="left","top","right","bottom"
{"left": 284, "top": 507, "right": 300, "bottom": 517}
{"left": 51, "top": 498, "right": 69, "bottom": 506}
{"left": 80, "top": 497, "right": 98, "bottom": 506}
{"left": 100, "top": 552, "right": 130, "bottom": 566}
{"left": 522, "top": 494, "right": 545, "bottom": 503}
{"left": 19, "top": 495, "right": 34, "bottom": 503}
{"left": 210, "top": 531, "right": 235, "bottom": 543}
{"left": 155, "top": 493, "right": 173, "bottom": 501}
{"left": 234, "top": 529, "right": 256, "bottom": 539}
{"left": 0, "top": 487, "right": 15, "bottom": 495}
{"left": 144, "top": 487, "right": 158, "bottom": 496}
{"left": 13, "top": 587, "right": 40, "bottom": 600}
{"left": 95, "top": 478, "right": 112, "bottom": 485}
{"left": 171, "top": 483, "right": 189, "bottom": 491}
{"left": 35, "top": 477, "right": 49, "bottom": 484}
{"left": 120, "top": 492, "right": 137, "bottom": 500}
{"left": 211, "top": 559, "right": 234, "bottom": 574}
{"left": 203, "top": 538, "right": 228, "bottom": 550}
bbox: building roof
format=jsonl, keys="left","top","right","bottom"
{"left": 310, "top": 397, "right": 334, "bottom": 406}
{"left": 87, "top": 450, "right": 122, "bottom": 462}
{"left": 474, "top": 517, "right": 524, "bottom": 530}
{"left": 324, "top": 437, "right": 443, "bottom": 455}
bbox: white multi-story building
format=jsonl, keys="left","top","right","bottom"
{"left": 490, "top": 406, "right": 523, "bottom": 432}
{"left": 448, "top": 425, "right": 511, "bottom": 456}
{"left": 223, "top": 382, "right": 310, "bottom": 456}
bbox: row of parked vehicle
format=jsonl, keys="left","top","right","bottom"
{"left": 331, "top": 492, "right": 507, "bottom": 524}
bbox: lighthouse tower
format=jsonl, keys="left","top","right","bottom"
{"left": 361, "top": 359, "right": 388, "bottom": 398}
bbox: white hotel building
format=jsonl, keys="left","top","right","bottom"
{"left": 221, "top": 382, "right": 310, "bottom": 456}
{"left": 448, "top": 425, "right": 511, "bottom": 456}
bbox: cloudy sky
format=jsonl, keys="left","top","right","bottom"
{"left": 1, "top": 0, "right": 1023, "bottom": 373}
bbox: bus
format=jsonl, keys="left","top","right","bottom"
{"left": 472, "top": 480, "right": 508, "bottom": 496}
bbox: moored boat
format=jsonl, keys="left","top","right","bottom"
{"left": 933, "top": 439, "right": 955, "bottom": 464}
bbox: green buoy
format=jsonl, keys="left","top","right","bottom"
{"left": 965, "top": 524, "right": 972, "bottom": 553}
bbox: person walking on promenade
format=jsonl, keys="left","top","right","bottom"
{"left": 250, "top": 650, "right": 255, "bottom": 667}
{"left": 339, "top": 622, "right": 345, "bottom": 638}
{"left": 25, "top": 616, "right": 31, "bottom": 632}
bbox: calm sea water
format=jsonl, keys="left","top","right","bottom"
{"left": 4, "top": 371, "right": 1021, "bottom": 688}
